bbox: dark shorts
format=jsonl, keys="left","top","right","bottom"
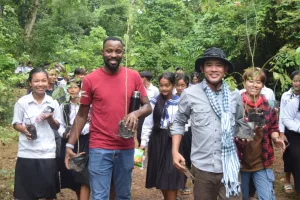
{"left": 14, "top": 157, "right": 57, "bottom": 200}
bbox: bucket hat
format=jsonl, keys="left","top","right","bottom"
{"left": 195, "top": 47, "right": 233, "bottom": 73}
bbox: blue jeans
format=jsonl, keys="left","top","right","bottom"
{"left": 241, "top": 169, "right": 275, "bottom": 200}
{"left": 88, "top": 148, "right": 134, "bottom": 200}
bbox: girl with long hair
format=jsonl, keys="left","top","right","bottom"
{"left": 281, "top": 70, "right": 300, "bottom": 198}
{"left": 141, "top": 72, "right": 184, "bottom": 200}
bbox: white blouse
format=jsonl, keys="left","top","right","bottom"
{"left": 141, "top": 98, "right": 178, "bottom": 147}
{"left": 58, "top": 102, "right": 90, "bottom": 137}
{"left": 12, "top": 93, "right": 61, "bottom": 159}
{"left": 279, "top": 88, "right": 293, "bottom": 133}
{"left": 282, "top": 96, "right": 300, "bottom": 133}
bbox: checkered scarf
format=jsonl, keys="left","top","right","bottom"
{"left": 203, "top": 79, "right": 241, "bottom": 197}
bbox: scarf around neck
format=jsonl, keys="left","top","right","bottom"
{"left": 161, "top": 95, "right": 179, "bottom": 127}
{"left": 242, "top": 92, "right": 264, "bottom": 108}
{"left": 203, "top": 79, "right": 241, "bottom": 197}
{"left": 150, "top": 95, "right": 180, "bottom": 128}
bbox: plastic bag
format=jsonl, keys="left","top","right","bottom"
{"left": 134, "top": 148, "right": 144, "bottom": 167}
{"left": 69, "top": 154, "right": 89, "bottom": 172}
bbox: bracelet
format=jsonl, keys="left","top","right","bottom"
{"left": 66, "top": 143, "right": 74, "bottom": 149}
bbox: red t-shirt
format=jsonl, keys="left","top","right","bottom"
{"left": 80, "top": 67, "right": 147, "bottom": 150}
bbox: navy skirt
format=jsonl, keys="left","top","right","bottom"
{"left": 146, "top": 129, "right": 184, "bottom": 190}
{"left": 14, "top": 158, "right": 57, "bottom": 200}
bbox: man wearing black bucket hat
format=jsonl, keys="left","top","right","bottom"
{"left": 171, "top": 47, "right": 242, "bottom": 199}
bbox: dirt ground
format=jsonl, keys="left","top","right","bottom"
{"left": 0, "top": 140, "right": 298, "bottom": 200}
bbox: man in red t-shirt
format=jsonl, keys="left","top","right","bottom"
{"left": 65, "top": 36, "right": 152, "bottom": 199}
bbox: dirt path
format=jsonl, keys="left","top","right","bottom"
{"left": 0, "top": 140, "right": 298, "bottom": 200}
{"left": 0, "top": 141, "right": 193, "bottom": 200}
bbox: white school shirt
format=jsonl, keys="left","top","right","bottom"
{"left": 146, "top": 83, "right": 159, "bottom": 99}
{"left": 282, "top": 95, "right": 300, "bottom": 133}
{"left": 141, "top": 98, "right": 178, "bottom": 147}
{"left": 279, "top": 88, "right": 293, "bottom": 133}
{"left": 12, "top": 93, "right": 61, "bottom": 159}
{"left": 58, "top": 102, "right": 90, "bottom": 137}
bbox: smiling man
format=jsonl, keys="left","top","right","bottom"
{"left": 65, "top": 36, "right": 152, "bottom": 200}
{"left": 171, "top": 47, "right": 243, "bottom": 200}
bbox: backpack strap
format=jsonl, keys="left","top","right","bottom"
{"left": 63, "top": 103, "right": 71, "bottom": 126}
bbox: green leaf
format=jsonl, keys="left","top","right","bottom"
{"left": 273, "top": 72, "right": 280, "bottom": 80}
{"left": 52, "top": 87, "right": 65, "bottom": 101}
{"left": 284, "top": 73, "right": 292, "bottom": 84}
{"left": 65, "top": 65, "right": 71, "bottom": 73}
{"left": 295, "top": 52, "right": 300, "bottom": 66}
{"left": 279, "top": 74, "right": 285, "bottom": 86}
{"left": 124, "top": 34, "right": 129, "bottom": 43}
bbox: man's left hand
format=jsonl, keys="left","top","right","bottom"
{"left": 124, "top": 112, "right": 138, "bottom": 132}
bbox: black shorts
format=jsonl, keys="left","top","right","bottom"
{"left": 14, "top": 157, "right": 57, "bottom": 200}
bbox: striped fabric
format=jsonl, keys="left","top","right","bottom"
{"left": 150, "top": 95, "right": 180, "bottom": 128}
{"left": 203, "top": 79, "right": 240, "bottom": 197}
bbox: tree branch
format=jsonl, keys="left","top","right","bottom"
{"left": 24, "top": 0, "right": 39, "bottom": 39}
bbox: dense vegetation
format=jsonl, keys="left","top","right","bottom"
{"left": 0, "top": 0, "right": 299, "bottom": 142}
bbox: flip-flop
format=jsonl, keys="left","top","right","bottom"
{"left": 181, "top": 187, "right": 191, "bottom": 195}
{"left": 284, "top": 184, "right": 294, "bottom": 194}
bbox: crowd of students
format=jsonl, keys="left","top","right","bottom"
{"left": 11, "top": 37, "right": 300, "bottom": 200}
{"left": 12, "top": 66, "right": 91, "bottom": 199}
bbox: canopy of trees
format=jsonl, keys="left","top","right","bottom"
{"left": 0, "top": 0, "right": 300, "bottom": 93}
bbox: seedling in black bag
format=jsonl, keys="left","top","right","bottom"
{"left": 17, "top": 102, "right": 38, "bottom": 140}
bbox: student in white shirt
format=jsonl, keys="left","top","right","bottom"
{"left": 137, "top": 71, "right": 159, "bottom": 146}
{"left": 12, "top": 68, "right": 61, "bottom": 200}
{"left": 141, "top": 72, "right": 184, "bottom": 200}
{"left": 281, "top": 70, "right": 300, "bottom": 194}
{"left": 191, "top": 72, "right": 200, "bottom": 85}
{"left": 175, "top": 73, "right": 192, "bottom": 195}
{"left": 140, "top": 71, "right": 159, "bottom": 99}
{"left": 58, "top": 78, "right": 90, "bottom": 200}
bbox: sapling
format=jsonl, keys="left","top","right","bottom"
{"left": 16, "top": 102, "right": 37, "bottom": 140}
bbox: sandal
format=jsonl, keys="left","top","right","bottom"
{"left": 181, "top": 187, "right": 191, "bottom": 195}
{"left": 284, "top": 184, "right": 294, "bottom": 194}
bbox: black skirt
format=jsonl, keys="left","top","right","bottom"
{"left": 14, "top": 158, "right": 57, "bottom": 200}
{"left": 59, "top": 134, "right": 90, "bottom": 191}
{"left": 284, "top": 129, "right": 300, "bottom": 192}
{"left": 146, "top": 129, "right": 185, "bottom": 190}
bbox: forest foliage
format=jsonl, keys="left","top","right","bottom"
{"left": 0, "top": 0, "right": 300, "bottom": 134}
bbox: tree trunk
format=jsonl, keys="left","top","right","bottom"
{"left": 24, "top": 0, "right": 39, "bottom": 39}
{"left": 0, "top": 5, "right": 3, "bottom": 17}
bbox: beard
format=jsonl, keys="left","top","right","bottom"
{"left": 104, "top": 58, "right": 122, "bottom": 73}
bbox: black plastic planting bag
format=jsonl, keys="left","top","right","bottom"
{"left": 69, "top": 154, "right": 89, "bottom": 172}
